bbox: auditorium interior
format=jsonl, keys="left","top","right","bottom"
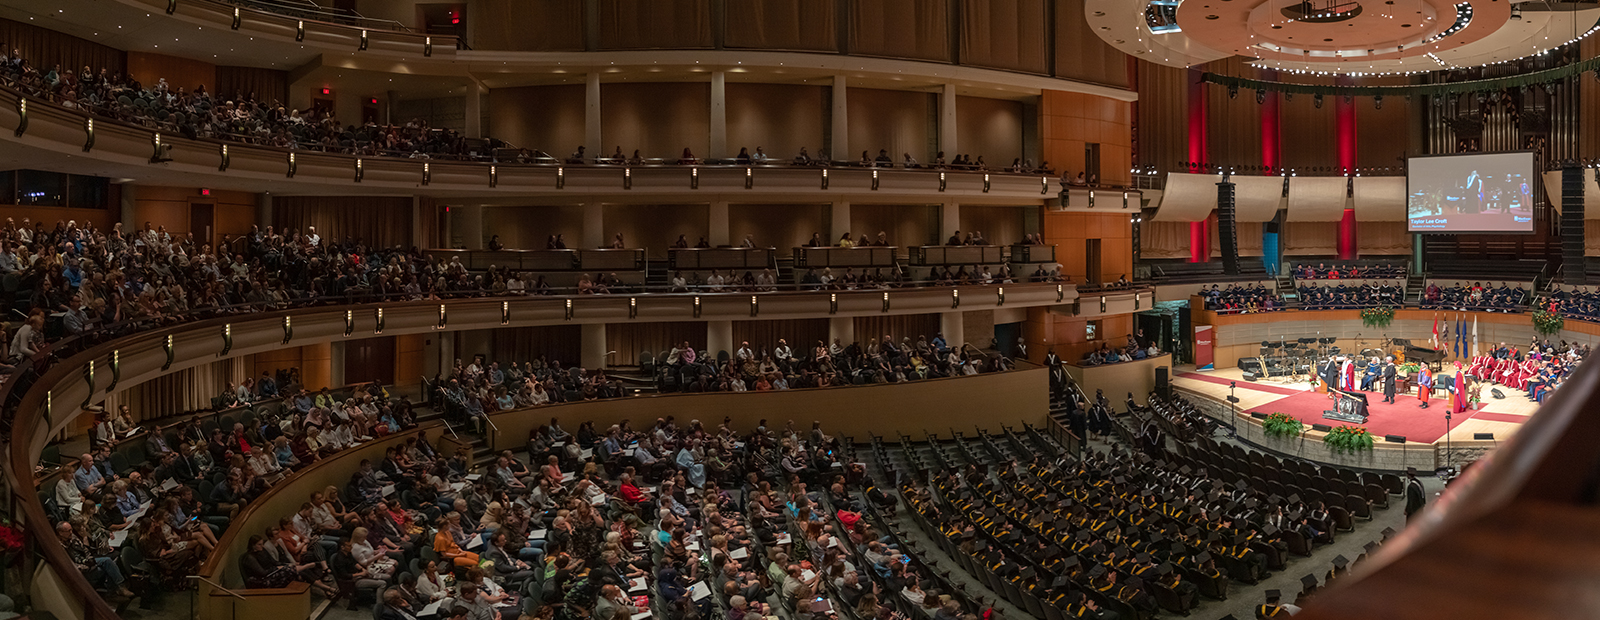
{"left": 3, "top": 1, "right": 1600, "bottom": 619}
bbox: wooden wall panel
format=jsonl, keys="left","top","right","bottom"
{"left": 607, "top": 322, "right": 711, "bottom": 366}
{"left": 848, "top": 0, "right": 952, "bottom": 62}
{"left": 131, "top": 186, "right": 257, "bottom": 247}
{"left": 959, "top": 205, "right": 1029, "bottom": 246}
{"left": 846, "top": 87, "right": 934, "bottom": 163}
{"left": 1026, "top": 309, "right": 1134, "bottom": 362}
{"left": 961, "top": 0, "right": 1048, "bottom": 75}
{"left": 489, "top": 84, "right": 586, "bottom": 156}
{"left": 1135, "top": 61, "right": 1190, "bottom": 170}
{"left": 1041, "top": 211, "right": 1132, "bottom": 282}
{"left": 602, "top": 203, "right": 709, "bottom": 258}
{"left": 481, "top": 205, "right": 587, "bottom": 250}
{"left": 725, "top": 0, "right": 839, "bottom": 52}
{"left": 1051, "top": 0, "right": 1130, "bottom": 87}
{"left": 600, "top": 82, "right": 711, "bottom": 160}
{"left": 956, "top": 95, "right": 1025, "bottom": 165}
{"left": 1040, "top": 90, "right": 1133, "bottom": 185}
{"left": 728, "top": 203, "right": 828, "bottom": 250}
{"left": 725, "top": 83, "right": 827, "bottom": 161}
{"left": 598, "top": 0, "right": 713, "bottom": 50}
{"left": 849, "top": 204, "right": 938, "bottom": 247}
{"left": 126, "top": 52, "right": 216, "bottom": 96}
{"left": 475, "top": 0, "right": 586, "bottom": 52}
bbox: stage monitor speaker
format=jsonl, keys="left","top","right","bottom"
{"left": 1473, "top": 433, "right": 1495, "bottom": 441}
{"left": 1562, "top": 165, "right": 1585, "bottom": 284}
{"left": 1385, "top": 434, "right": 1407, "bottom": 443}
{"left": 1490, "top": 388, "right": 1505, "bottom": 399}
{"left": 1243, "top": 371, "right": 1258, "bottom": 381}
{"left": 1156, "top": 367, "right": 1170, "bottom": 394}
{"left": 1311, "top": 423, "right": 1332, "bottom": 432}
{"left": 1217, "top": 178, "right": 1240, "bottom": 276}
{"left": 1249, "top": 412, "right": 1269, "bottom": 419}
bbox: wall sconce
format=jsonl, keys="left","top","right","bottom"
{"left": 282, "top": 316, "right": 293, "bottom": 344}
{"left": 1134, "top": 293, "right": 1141, "bottom": 310}
{"left": 219, "top": 144, "right": 230, "bottom": 171}
{"left": 421, "top": 162, "right": 431, "bottom": 185}
{"left": 149, "top": 132, "right": 165, "bottom": 163}
{"left": 1040, "top": 176, "right": 1048, "bottom": 194}
{"left": 939, "top": 171, "right": 946, "bottom": 192}
{"left": 82, "top": 360, "right": 95, "bottom": 409}
{"left": 375, "top": 308, "right": 385, "bottom": 334}
{"left": 1100, "top": 296, "right": 1107, "bottom": 313}
{"left": 77, "top": 118, "right": 94, "bottom": 153}
{"left": 564, "top": 298, "right": 574, "bottom": 320}
{"left": 286, "top": 152, "right": 297, "bottom": 177}
{"left": 693, "top": 296, "right": 703, "bottom": 318}
{"left": 623, "top": 167, "right": 632, "bottom": 189}
{"left": 1123, "top": 191, "right": 1131, "bottom": 209}
{"left": 502, "top": 301, "right": 511, "bottom": 325}
{"left": 1056, "top": 284, "right": 1065, "bottom": 302}
{"left": 354, "top": 158, "right": 364, "bottom": 182}
{"left": 344, "top": 310, "right": 355, "bottom": 337}
{"left": 882, "top": 291, "right": 891, "bottom": 312}
{"left": 162, "top": 335, "right": 174, "bottom": 370}
{"left": 628, "top": 297, "right": 638, "bottom": 319}
{"left": 436, "top": 304, "right": 448, "bottom": 329}
{"left": 556, "top": 167, "right": 565, "bottom": 189}
{"left": 489, "top": 165, "right": 497, "bottom": 188}
{"left": 359, "top": 29, "right": 370, "bottom": 51}
{"left": 424, "top": 36, "right": 433, "bottom": 57}
{"left": 45, "top": 391, "right": 52, "bottom": 426}
{"left": 13, "top": 98, "right": 25, "bottom": 137}
{"left": 690, "top": 167, "right": 699, "bottom": 189}
{"left": 1088, "top": 190, "right": 1096, "bottom": 209}
{"left": 997, "top": 287, "right": 1006, "bottom": 305}
{"left": 167, "top": 0, "right": 177, "bottom": 14}
{"left": 745, "top": 167, "right": 754, "bottom": 189}
{"left": 750, "top": 295, "right": 759, "bottom": 317}
{"left": 952, "top": 289, "right": 960, "bottom": 308}
{"left": 871, "top": 169, "right": 880, "bottom": 190}
{"left": 107, "top": 350, "right": 120, "bottom": 391}
{"left": 983, "top": 174, "right": 991, "bottom": 193}
{"left": 231, "top": 6, "right": 241, "bottom": 29}
{"left": 821, "top": 168, "right": 829, "bottom": 189}
{"left": 296, "top": 20, "right": 305, "bottom": 41}
{"left": 220, "top": 324, "right": 233, "bottom": 356}
{"left": 829, "top": 293, "right": 838, "bottom": 314}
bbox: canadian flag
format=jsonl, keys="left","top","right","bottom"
{"left": 1431, "top": 315, "right": 1440, "bottom": 350}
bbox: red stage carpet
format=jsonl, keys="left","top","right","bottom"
{"left": 1244, "top": 391, "right": 1475, "bottom": 444}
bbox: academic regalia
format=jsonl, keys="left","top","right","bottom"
{"left": 1340, "top": 359, "right": 1356, "bottom": 391}
{"left": 1382, "top": 363, "right": 1397, "bottom": 403}
{"left": 1416, "top": 366, "right": 1433, "bottom": 408}
{"left": 1452, "top": 370, "right": 1469, "bottom": 413}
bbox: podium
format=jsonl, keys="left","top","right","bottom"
{"left": 1325, "top": 388, "right": 1369, "bottom": 424}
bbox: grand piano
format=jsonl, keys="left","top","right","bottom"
{"left": 1395, "top": 338, "right": 1446, "bottom": 368}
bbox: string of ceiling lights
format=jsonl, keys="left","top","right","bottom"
{"left": 1204, "top": 49, "right": 1600, "bottom": 100}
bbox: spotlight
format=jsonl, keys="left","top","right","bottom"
{"left": 1313, "top": 93, "right": 1323, "bottom": 109}
{"left": 1228, "top": 84, "right": 1239, "bottom": 99}
{"left": 1374, "top": 95, "right": 1383, "bottom": 110}
{"left": 1256, "top": 89, "right": 1266, "bottom": 104}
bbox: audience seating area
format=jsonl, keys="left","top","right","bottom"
{"left": 1296, "top": 281, "right": 1405, "bottom": 310}
{"left": 1421, "top": 280, "right": 1530, "bottom": 312}
{"left": 1292, "top": 262, "right": 1406, "bottom": 280}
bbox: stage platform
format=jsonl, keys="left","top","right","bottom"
{"left": 1172, "top": 365, "right": 1534, "bottom": 445}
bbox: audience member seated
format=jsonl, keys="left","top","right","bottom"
{"left": 1297, "top": 281, "right": 1400, "bottom": 310}
{"left": 1425, "top": 281, "right": 1527, "bottom": 311}
{"left": 1293, "top": 262, "right": 1405, "bottom": 280}
{"left": 1202, "top": 283, "right": 1285, "bottom": 313}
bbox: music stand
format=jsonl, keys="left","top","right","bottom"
{"left": 1225, "top": 382, "right": 1240, "bottom": 439}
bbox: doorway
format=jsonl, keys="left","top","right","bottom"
{"left": 994, "top": 322, "right": 1023, "bottom": 359}
{"left": 1084, "top": 143, "right": 1101, "bottom": 185}
{"left": 189, "top": 203, "right": 214, "bottom": 249}
{"left": 345, "top": 336, "right": 397, "bottom": 386}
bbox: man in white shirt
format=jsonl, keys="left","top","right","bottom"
{"left": 306, "top": 226, "right": 322, "bottom": 247}
{"left": 735, "top": 342, "right": 754, "bottom": 362}
{"left": 751, "top": 147, "right": 768, "bottom": 164}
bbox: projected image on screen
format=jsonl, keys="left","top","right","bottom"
{"left": 1407, "top": 152, "right": 1535, "bottom": 233}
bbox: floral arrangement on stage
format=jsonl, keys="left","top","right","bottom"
{"left": 1398, "top": 362, "right": 1420, "bottom": 375}
{"left": 1323, "top": 425, "right": 1375, "bottom": 454}
{"left": 1360, "top": 305, "right": 1395, "bottom": 328}
{"left": 1532, "top": 309, "right": 1564, "bottom": 335}
{"left": 1262, "top": 413, "right": 1305, "bottom": 439}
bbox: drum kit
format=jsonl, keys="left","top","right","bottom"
{"left": 1256, "top": 338, "right": 1324, "bottom": 382}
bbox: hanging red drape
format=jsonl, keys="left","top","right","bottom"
{"left": 1187, "top": 67, "right": 1210, "bottom": 263}
{"left": 1335, "top": 82, "right": 1358, "bottom": 259}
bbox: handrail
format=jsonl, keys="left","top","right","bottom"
{"left": 188, "top": 575, "right": 247, "bottom": 600}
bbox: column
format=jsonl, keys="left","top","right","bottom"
{"left": 457, "top": 204, "right": 484, "bottom": 249}
{"left": 1412, "top": 234, "right": 1424, "bottom": 275}
{"left": 828, "top": 317, "right": 854, "bottom": 348}
{"left": 585, "top": 73, "right": 602, "bottom": 157}
{"left": 709, "top": 71, "right": 727, "bottom": 159}
{"left": 119, "top": 184, "right": 137, "bottom": 230}
{"left": 940, "top": 201, "right": 960, "bottom": 244}
{"left": 329, "top": 341, "right": 346, "bottom": 389}
{"left": 830, "top": 201, "right": 852, "bottom": 244}
{"left": 580, "top": 323, "right": 607, "bottom": 370}
{"left": 582, "top": 202, "right": 604, "bottom": 249}
{"left": 940, "top": 84, "right": 958, "bottom": 158}
{"left": 258, "top": 191, "right": 273, "bottom": 230}
{"left": 463, "top": 81, "right": 485, "bottom": 139}
{"left": 706, "top": 320, "right": 735, "bottom": 360}
{"left": 940, "top": 311, "right": 965, "bottom": 349}
{"left": 709, "top": 201, "right": 730, "bottom": 247}
{"left": 830, "top": 75, "right": 848, "bottom": 161}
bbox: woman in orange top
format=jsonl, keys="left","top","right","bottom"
{"left": 433, "top": 512, "right": 479, "bottom": 568}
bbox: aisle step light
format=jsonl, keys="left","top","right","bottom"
{"left": 829, "top": 293, "right": 838, "bottom": 314}
{"left": 939, "top": 171, "right": 946, "bottom": 192}
{"left": 489, "top": 164, "right": 497, "bottom": 188}
{"left": 690, "top": 166, "right": 699, "bottom": 189}
{"left": 693, "top": 296, "right": 702, "bottom": 317}
{"left": 421, "top": 162, "right": 431, "bottom": 185}
{"left": 628, "top": 297, "right": 638, "bottom": 319}
{"left": 436, "top": 304, "right": 448, "bottom": 329}
{"left": 564, "top": 298, "right": 574, "bottom": 320}
{"left": 287, "top": 152, "right": 297, "bottom": 177}
{"left": 750, "top": 295, "right": 759, "bottom": 317}
{"left": 952, "top": 289, "right": 960, "bottom": 308}
{"left": 1040, "top": 176, "right": 1049, "bottom": 194}
{"left": 359, "top": 29, "right": 369, "bottom": 51}
{"left": 882, "top": 291, "right": 890, "bottom": 312}
{"left": 296, "top": 20, "right": 306, "bottom": 41}
{"left": 1056, "top": 284, "right": 1065, "bottom": 302}
{"left": 997, "top": 287, "right": 1006, "bottom": 306}
{"left": 424, "top": 36, "right": 433, "bottom": 57}
{"left": 983, "top": 173, "right": 991, "bottom": 193}
{"left": 12, "top": 98, "right": 24, "bottom": 137}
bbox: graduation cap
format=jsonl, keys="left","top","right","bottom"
{"left": 1149, "top": 532, "right": 1166, "bottom": 545}
{"left": 1187, "top": 506, "right": 1204, "bottom": 518}
{"left": 1113, "top": 545, "right": 1131, "bottom": 557}
{"left": 1183, "top": 526, "right": 1201, "bottom": 538}
{"left": 1113, "top": 476, "right": 1128, "bottom": 485}
{"left": 1195, "top": 551, "right": 1212, "bottom": 564}
{"left": 1267, "top": 494, "right": 1283, "bottom": 505}
{"left": 1135, "top": 553, "right": 1152, "bottom": 564}
{"left": 1300, "top": 574, "right": 1319, "bottom": 589}
{"left": 973, "top": 540, "right": 990, "bottom": 553}
{"left": 1287, "top": 494, "right": 1302, "bottom": 505}
{"left": 1140, "top": 489, "right": 1153, "bottom": 498}
{"left": 1178, "top": 465, "right": 1193, "bottom": 476}
{"left": 1245, "top": 498, "right": 1260, "bottom": 510}
{"left": 1364, "top": 541, "right": 1380, "bottom": 554}
{"left": 1262, "top": 524, "right": 1280, "bottom": 537}
{"left": 1232, "top": 533, "right": 1249, "bottom": 546}
{"left": 1124, "top": 525, "right": 1140, "bottom": 537}
{"left": 1265, "top": 589, "right": 1282, "bottom": 601}
{"left": 1087, "top": 542, "right": 1106, "bottom": 555}
{"left": 1050, "top": 575, "right": 1071, "bottom": 590}
{"left": 1018, "top": 567, "right": 1036, "bottom": 580}
{"left": 1332, "top": 555, "right": 1350, "bottom": 569}
{"left": 1127, "top": 576, "right": 1144, "bottom": 589}
{"left": 1169, "top": 542, "right": 1187, "bottom": 555}
{"left": 1088, "top": 564, "right": 1108, "bottom": 578}
{"left": 1224, "top": 501, "right": 1241, "bottom": 513}
{"left": 1381, "top": 526, "right": 1397, "bottom": 540}
{"left": 1157, "top": 562, "right": 1174, "bottom": 576}
{"left": 1205, "top": 532, "right": 1223, "bottom": 544}
{"left": 1406, "top": 466, "right": 1418, "bottom": 475}
{"left": 1076, "top": 530, "right": 1092, "bottom": 542}
{"left": 1161, "top": 492, "right": 1176, "bottom": 503}
{"left": 1001, "top": 531, "right": 1023, "bottom": 545}
{"left": 1061, "top": 555, "right": 1081, "bottom": 570}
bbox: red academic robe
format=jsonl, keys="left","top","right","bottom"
{"left": 1416, "top": 367, "right": 1432, "bottom": 404}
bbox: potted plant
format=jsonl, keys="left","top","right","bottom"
{"left": 1261, "top": 413, "right": 1305, "bottom": 440}
{"left": 1323, "top": 425, "right": 1375, "bottom": 455}
{"left": 1360, "top": 306, "right": 1394, "bottom": 328}
{"left": 1532, "top": 309, "right": 1563, "bottom": 336}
